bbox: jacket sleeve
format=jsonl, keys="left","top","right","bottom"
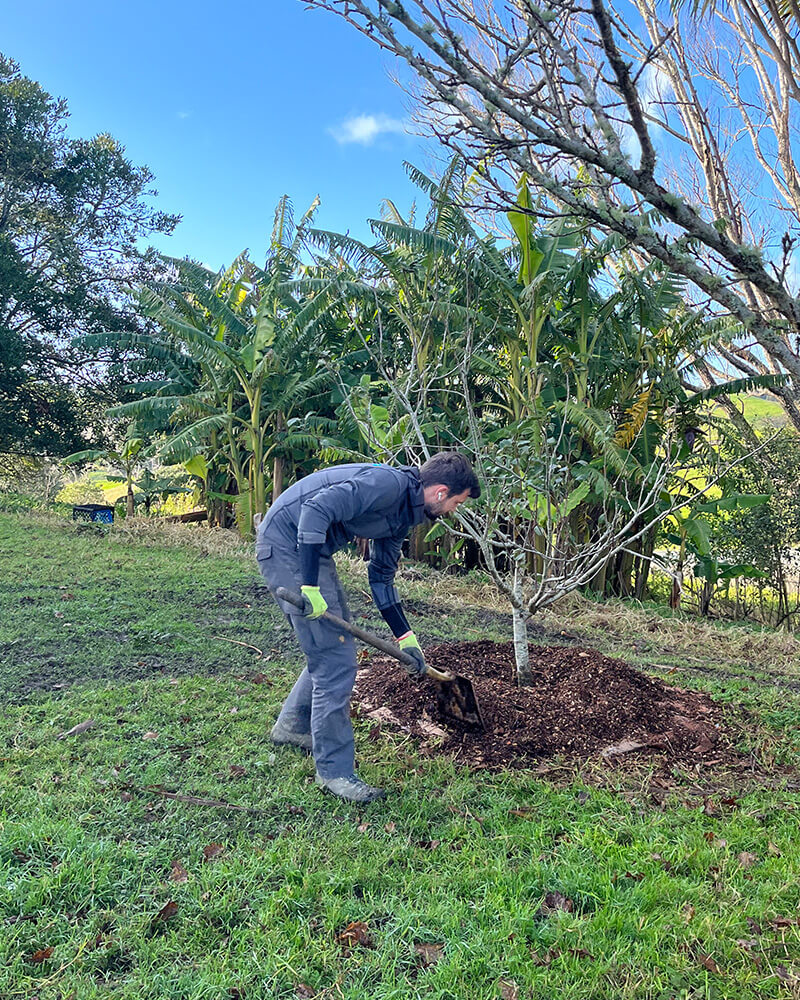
{"left": 295, "top": 467, "right": 403, "bottom": 545}
{"left": 368, "top": 535, "right": 405, "bottom": 609}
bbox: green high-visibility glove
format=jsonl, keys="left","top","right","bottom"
{"left": 300, "top": 585, "right": 328, "bottom": 620}
{"left": 398, "top": 631, "right": 427, "bottom": 677}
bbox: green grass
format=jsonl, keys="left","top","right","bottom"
{"left": 3, "top": 512, "right": 800, "bottom": 999}
{"left": 727, "top": 394, "right": 787, "bottom": 428}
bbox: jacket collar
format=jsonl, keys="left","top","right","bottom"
{"left": 399, "top": 465, "right": 425, "bottom": 526}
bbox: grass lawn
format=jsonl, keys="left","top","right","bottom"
{"left": 724, "top": 395, "right": 788, "bottom": 429}
{"left": 2, "top": 512, "right": 800, "bottom": 999}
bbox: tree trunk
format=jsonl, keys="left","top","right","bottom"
{"left": 614, "top": 547, "right": 635, "bottom": 598}
{"left": 272, "top": 454, "right": 284, "bottom": 501}
{"left": 634, "top": 527, "right": 656, "bottom": 600}
{"left": 670, "top": 544, "right": 685, "bottom": 610}
{"left": 512, "top": 568, "right": 532, "bottom": 686}
{"left": 126, "top": 483, "right": 135, "bottom": 519}
{"left": 588, "top": 558, "right": 608, "bottom": 596}
{"left": 699, "top": 580, "right": 714, "bottom": 617}
{"left": 408, "top": 522, "right": 427, "bottom": 562}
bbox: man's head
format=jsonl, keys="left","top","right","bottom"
{"left": 419, "top": 452, "right": 480, "bottom": 520}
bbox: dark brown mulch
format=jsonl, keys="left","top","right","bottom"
{"left": 354, "top": 640, "right": 729, "bottom": 769}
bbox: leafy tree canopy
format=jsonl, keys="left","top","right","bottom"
{"left": 0, "top": 53, "right": 179, "bottom": 456}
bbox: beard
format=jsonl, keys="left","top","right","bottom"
{"left": 424, "top": 500, "right": 445, "bottom": 521}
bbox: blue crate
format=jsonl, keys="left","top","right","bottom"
{"left": 72, "top": 503, "right": 114, "bottom": 524}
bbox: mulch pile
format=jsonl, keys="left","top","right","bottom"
{"left": 354, "top": 640, "right": 728, "bottom": 769}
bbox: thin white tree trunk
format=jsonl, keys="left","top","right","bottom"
{"left": 512, "top": 567, "right": 532, "bottom": 686}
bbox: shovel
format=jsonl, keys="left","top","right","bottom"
{"left": 275, "top": 586, "right": 485, "bottom": 730}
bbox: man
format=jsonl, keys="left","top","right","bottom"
{"left": 256, "top": 452, "right": 480, "bottom": 803}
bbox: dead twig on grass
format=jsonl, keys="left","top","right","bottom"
{"left": 57, "top": 719, "right": 95, "bottom": 739}
{"left": 212, "top": 635, "right": 264, "bottom": 658}
{"left": 120, "top": 782, "right": 265, "bottom": 815}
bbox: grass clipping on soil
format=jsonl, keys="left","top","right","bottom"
{"left": 355, "top": 640, "right": 724, "bottom": 769}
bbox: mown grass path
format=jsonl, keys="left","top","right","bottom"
{"left": 2, "top": 513, "right": 800, "bottom": 999}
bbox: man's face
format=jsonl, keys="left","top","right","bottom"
{"left": 423, "top": 486, "right": 473, "bottom": 520}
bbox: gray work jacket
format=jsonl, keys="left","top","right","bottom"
{"left": 256, "top": 463, "right": 426, "bottom": 609}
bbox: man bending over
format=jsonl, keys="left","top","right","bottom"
{"left": 256, "top": 452, "right": 480, "bottom": 802}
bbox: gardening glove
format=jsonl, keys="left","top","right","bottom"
{"left": 300, "top": 585, "right": 328, "bottom": 620}
{"left": 398, "top": 632, "right": 427, "bottom": 677}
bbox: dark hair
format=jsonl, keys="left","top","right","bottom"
{"left": 419, "top": 452, "right": 481, "bottom": 498}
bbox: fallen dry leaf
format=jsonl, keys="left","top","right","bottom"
{"left": 154, "top": 900, "right": 178, "bottom": 922}
{"left": 498, "top": 980, "right": 519, "bottom": 1000}
{"left": 142, "top": 731, "right": 159, "bottom": 740}
{"left": 250, "top": 672, "right": 272, "bottom": 685}
{"left": 415, "top": 839, "right": 441, "bottom": 851}
{"left": 170, "top": 860, "right": 189, "bottom": 883}
{"left": 57, "top": 719, "right": 95, "bottom": 739}
{"left": 531, "top": 947, "right": 561, "bottom": 966}
{"left": 335, "top": 921, "right": 373, "bottom": 949}
{"left": 202, "top": 843, "right": 225, "bottom": 862}
{"left": 738, "top": 851, "right": 758, "bottom": 869}
{"left": 356, "top": 823, "right": 369, "bottom": 833}
{"left": 384, "top": 822, "right": 396, "bottom": 834}
{"left": 229, "top": 765, "right": 247, "bottom": 778}
{"left": 61, "top": 592, "right": 75, "bottom": 601}
{"left": 600, "top": 739, "right": 648, "bottom": 758}
{"left": 539, "top": 891, "right": 574, "bottom": 916}
{"left": 696, "top": 952, "right": 720, "bottom": 974}
{"left": 417, "top": 719, "right": 447, "bottom": 739}
{"left": 683, "top": 903, "right": 696, "bottom": 923}
{"left": 414, "top": 942, "right": 444, "bottom": 967}
{"left": 28, "top": 946, "right": 54, "bottom": 963}
{"left": 295, "top": 984, "right": 316, "bottom": 998}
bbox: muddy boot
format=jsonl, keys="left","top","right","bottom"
{"left": 315, "top": 773, "right": 386, "bottom": 803}
{"left": 270, "top": 719, "right": 312, "bottom": 752}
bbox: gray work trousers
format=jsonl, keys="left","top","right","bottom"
{"left": 256, "top": 536, "right": 357, "bottom": 779}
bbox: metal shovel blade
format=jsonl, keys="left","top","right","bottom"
{"left": 434, "top": 675, "right": 486, "bottom": 730}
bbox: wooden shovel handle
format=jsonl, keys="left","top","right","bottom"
{"left": 274, "top": 586, "right": 453, "bottom": 682}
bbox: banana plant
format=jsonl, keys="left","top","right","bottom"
{"left": 82, "top": 196, "right": 333, "bottom": 535}
{"left": 64, "top": 434, "right": 145, "bottom": 517}
{"left": 665, "top": 492, "right": 769, "bottom": 612}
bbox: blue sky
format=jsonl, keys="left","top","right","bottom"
{"left": 2, "top": 1, "right": 434, "bottom": 268}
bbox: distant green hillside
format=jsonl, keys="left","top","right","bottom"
{"left": 724, "top": 393, "right": 788, "bottom": 428}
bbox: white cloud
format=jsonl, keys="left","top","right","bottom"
{"left": 176, "top": 111, "right": 192, "bottom": 120}
{"left": 328, "top": 113, "right": 407, "bottom": 145}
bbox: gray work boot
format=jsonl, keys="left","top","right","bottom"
{"left": 270, "top": 719, "right": 312, "bottom": 751}
{"left": 315, "top": 773, "right": 386, "bottom": 803}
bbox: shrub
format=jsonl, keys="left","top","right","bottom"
{"left": 54, "top": 481, "right": 106, "bottom": 506}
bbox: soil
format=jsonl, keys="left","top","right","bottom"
{"left": 354, "top": 640, "right": 729, "bottom": 770}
